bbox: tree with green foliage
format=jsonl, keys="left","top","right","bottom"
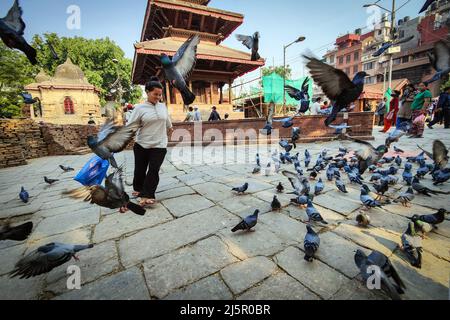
{"left": 0, "top": 33, "right": 142, "bottom": 118}
{"left": 262, "top": 65, "right": 292, "bottom": 79}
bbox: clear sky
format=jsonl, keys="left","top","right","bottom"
{"left": 1, "top": 0, "right": 424, "bottom": 82}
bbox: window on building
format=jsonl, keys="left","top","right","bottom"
{"left": 330, "top": 55, "right": 335, "bottom": 64}
{"left": 393, "top": 58, "right": 401, "bottom": 65}
{"left": 399, "top": 30, "right": 405, "bottom": 38}
{"left": 354, "top": 51, "right": 359, "bottom": 61}
{"left": 353, "top": 65, "right": 359, "bottom": 73}
{"left": 364, "top": 77, "right": 375, "bottom": 84}
{"left": 402, "top": 56, "right": 409, "bottom": 63}
{"left": 346, "top": 54, "right": 351, "bottom": 63}
{"left": 64, "top": 97, "right": 75, "bottom": 114}
{"left": 339, "top": 56, "right": 344, "bottom": 64}
{"left": 363, "top": 62, "right": 374, "bottom": 71}
{"left": 345, "top": 67, "right": 350, "bottom": 75}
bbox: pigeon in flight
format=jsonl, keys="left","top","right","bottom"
{"left": 417, "top": 140, "right": 449, "bottom": 171}
{"left": 0, "top": 0, "right": 37, "bottom": 65}
{"left": 235, "top": 32, "right": 260, "bottom": 61}
{"left": 273, "top": 116, "right": 294, "bottom": 129}
{"left": 346, "top": 136, "right": 388, "bottom": 174}
{"left": 385, "top": 125, "right": 410, "bottom": 148}
{"left": 0, "top": 221, "right": 33, "bottom": 241}
{"left": 63, "top": 167, "right": 146, "bottom": 216}
{"left": 304, "top": 55, "right": 367, "bottom": 126}
{"left": 424, "top": 41, "right": 450, "bottom": 86}
{"left": 329, "top": 123, "right": 353, "bottom": 135}
{"left": 372, "top": 36, "right": 415, "bottom": 58}
{"left": 47, "top": 40, "right": 59, "bottom": 60}
{"left": 231, "top": 210, "right": 259, "bottom": 232}
{"left": 419, "top": 0, "right": 437, "bottom": 13}
{"left": 285, "top": 78, "right": 311, "bottom": 114}
{"left": 283, "top": 171, "right": 309, "bottom": 196}
{"left": 394, "top": 146, "right": 404, "bottom": 154}
{"left": 304, "top": 225, "right": 320, "bottom": 262}
{"left": 87, "top": 120, "right": 140, "bottom": 169}
{"left": 19, "top": 186, "right": 29, "bottom": 203}
{"left": 291, "top": 127, "right": 301, "bottom": 149}
{"left": 9, "top": 242, "right": 94, "bottom": 279}
{"left": 161, "top": 35, "right": 200, "bottom": 105}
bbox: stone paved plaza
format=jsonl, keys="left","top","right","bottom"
{"left": 0, "top": 127, "right": 449, "bottom": 300}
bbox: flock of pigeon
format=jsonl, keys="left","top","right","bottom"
{"left": 228, "top": 134, "right": 449, "bottom": 300}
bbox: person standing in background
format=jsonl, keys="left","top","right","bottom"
{"left": 208, "top": 106, "right": 221, "bottom": 121}
{"left": 397, "top": 84, "right": 415, "bottom": 129}
{"left": 184, "top": 107, "right": 195, "bottom": 122}
{"left": 193, "top": 106, "right": 202, "bottom": 122}
{"left": 381, "top": 91, "right": 400, "bottom": 133}
{"left": 428, "top": 86, "right": 450, "bottom": 129}
{"left": 409, "top": 82, "right": 432, "bottom": 139}
{"left": 376, "top": 98, "right": 387, "bottom": 126}
{"left": 310, "top": 97, "right": 322, "bottom": 115}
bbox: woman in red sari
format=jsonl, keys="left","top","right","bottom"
{"left": 381, "top": 91, "right": 400, "bottom": 133}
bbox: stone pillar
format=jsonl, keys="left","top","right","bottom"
{"left": 228, "top": 80, "right": 232, "bottom": 105}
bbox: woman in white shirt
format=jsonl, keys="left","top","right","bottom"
{"left": 124, "top": 77, "right": 173, "bottom": 208}
{"left": 310, "top": 97, "right": 322, "bottom": 115}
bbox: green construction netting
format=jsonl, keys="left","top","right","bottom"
{"left": 262, "top": 73, "right": 314, "bottom": 106}
{"left": 385, "top": 87, "right": 392, "bottom": 113}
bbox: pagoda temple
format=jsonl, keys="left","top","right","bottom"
{"left": 132, "top": 0, "right": 265, "bottom": 121}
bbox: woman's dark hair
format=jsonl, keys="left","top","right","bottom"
{"left": 145, "top": 76, "right": 163, "bottom": 92}
{"left": 189, "top": 107, "right": 194, "bottom": 112}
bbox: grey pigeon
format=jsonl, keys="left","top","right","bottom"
{"left": 10, "top": 242, "right": 94, "bottom": 279}
{"left": 360, "top": 186, "right": 382, "bottom": 209}
{"left": 394, "top": 187, "right": 415, "bottom": 207}
{"left": 354, "top": 250, "right": 405, "bottom": 300}
{"left": 401, "top": 222, "right": 423, "bottom": 269}
{"left": 44, "top": 177, "right": 59, "bottom": 185}
{"left": 335, "top": 178, "right": 348, "bottom": 193}
{"left": 0, "top": 221, "right": 33, "bottom": 241}
{"left": 347, "top": 136, "right": 388, "bottom": 174}
{"left": 232, "top": 183, "right": 249, "bottom": 194}
{"left": 394, "top": 146, "right": 404, "bottom": 154}
{"left": 235, "top": 32, "right": 260, "bottom": 61}
{"left": 160, "top": 35, "right": 200, "bottom": 105}
{"left": 314, "top": 178, "right": 324, "bottom": 196}
{"left": 87, "top": 120, "right": 140, "bottom": 169}
{"left": 0, "top": 0, "right": 37, "bottom": 65}
{"left": 304, "top": 225, "right": 320, "bottom": 262}
{"left": 59, "top": 165, "right": 74, "bottom": 172}
{"left": 283, "top": 171, "right": 309, "bottom": 196}
{"left": 306, "top": 199, "right": 328, "bottom": 224}
{"left": 231, "top": 210, "right": 259, "bottom": 232}
{"left": 410, "top": 209, "right": 446, "bottom": 228}
{"left": 417, "top": 140, "right": 449, "bottom": 171}
{"left": 63, "top": 167, "right": 146, "bottom": 216}
{"left": 412, "top": 176, "right": 449, "bottom": 197}
{"left": 304, "top": 55, "right": 367, "bottom": 126}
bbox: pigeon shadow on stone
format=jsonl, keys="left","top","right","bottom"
{"left": 360, "top": 231, "right": 400, "bottom": 254}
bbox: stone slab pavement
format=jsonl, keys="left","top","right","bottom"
{"left": 0, "top": 126, "right": 449, "bottom": 300}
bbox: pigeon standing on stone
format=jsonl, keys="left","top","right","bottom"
{"left": 304, "top": 55, "right": 367, "bottom": 126}
{"left": 401, "top": 222, "right": 423, "bottom": 269}
{"left": 395, "top": 156, "right": 402, "bottom": 167}
{"left": 354, "top": 250, "right": 405, "bottom": 300}
{"left": 304, "top": 225, "right": 320, "bottom": 262}
{"left": 9, "top": 242, "right": 94, "bottom": 279}
{"left": 44, "top": 177, "right": 59, "bottom": 185}
{"left": 306, "top": 199, "right": 328, "bottom": 225}
{"left": 304, "top": 149, "right": 311, "bottom": 168}
{"left": 403, "top": 163, "right": 414, "bottom": 185}
{"left": 271, "top": 196, "right": 282, "bottom": 211}
{"left": 235, "top": 32, "right": 260, "bottom": 61}
{"left": 360, "top": 185, "right": 382, "bottom": 209}
{"left": 356, "top": 213, "right": 371, "bottom": 228}
{"left": 59, "top": 165, "right": 74, "bottom": 172}
{"left": 0, "top": 221, "right": 33, "bottom": 241}
{"left": 0, "top": 0, "right": 37, "bottom": 65}
{"left": 394, "top": 146, "right": 404, "bottom": 154}
{"left": 314, "top": 178, "right": 324, "bottom": 196}
{"left": 232, "top": 183, "right": 249, "bottom": 194}
{"left": 276, "top": 182, "right": 284, "bottom": 193}
{"left": 372, "top": 179, "right": 389, "bottom": 200}
{"left": 410, "top": 209, "right": 447, "bottom": 228}
{"left": 160, "top": 35, "right": 200, "bottom": 105}
{"left": 412, "top": 176, "right": 449, "bottom": 197}
{"left": 265, "top": 162, "right": 272, "bottom": 176}
{"left": 231, "top": 210, "right": 259, "bottom": 232}
{"left": 19, "top": 186, "right": 29, "bottom": 203}
{"left": 87, "top": 120, "right": 140, "bottom": 169}
{"left": 394, "top": 187, "right": 415, "bottom": 207}
{"left": 432, "top": 168, "right": 450, "bottom": 185}
{"left": 335, "top": 178, "right": 348, "bottom": 193}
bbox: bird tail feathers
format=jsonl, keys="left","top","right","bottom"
{"left": 127, "top": 202, "right": 146, "bottom": 216}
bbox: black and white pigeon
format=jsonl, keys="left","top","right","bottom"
{"left": 9, "top": 242, "right": 94, "bottom": 279}
{"left": 304, "top": 55, "right": 367, "bottom": 126}
{"left": 424, "top": 40, "right": 450, "bottom": 86}
{"left": 271, "top": 196, "right": 282, "bottom": 211}
{"left": 87, "top": 120, "right": 140, "bottom": 169}
{"left": 417, "top": 140, "right": 449, "bottom": 171}
{"left": 354, "top": 250, "right": 405, "bottom": 300}
{"left": 44, "top": 177, "right": 59, "bottom": 185}
{"left": 59, "top": 165, "right": 74, "bottom": 172}
{"left": 0, "top": 221, "right": 33, "bottom": 241}
{"left": 347, "top": 136, "right": 388, "bottom": 174}
{"left": 236, "top": 32, "right": 260, "bottom": 61}
{"left": 0, "top": 0, "right": 37, "bottom": 65}
{"left": 304, "top": 225, "right": 320, "bottom": 262}
{"left": 160, "top": 35, "right": 200, "bottom": 105}
{"left": 232, "top": 183, "right": 249, "bottom": 194}
{"left": 63, "top": 167, "right": 146, "bottom": 216}
{"left": 401, "top": 222, "right": 423, "bottom": 269}
{"left": 285, "top": 78, "right": 311, "bottom": 114}
{"left": 231, "top": 210, "right": 259, "bottom": 232}
{"left": 394, "top": 187, "right": 415, "bottom": 207}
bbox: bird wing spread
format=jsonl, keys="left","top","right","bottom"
{"left": 99, "top": 122, "right": 140, "bottom": 153}
{"left": 434, "top": 41, "right": 450, "bottom": 72}
{"left": 285, "top": 85, "right": 302, "bottom": 100}
{"left": 433, "top": 140, "right": 449, "bottom": 168}
{"left": 304, "top": 56, "right": 355, "bottom": 99}
{"left": 173, "top": 35, "right": 200, "bottom": 80}
{"left": 282, "top": 171, "right": 303, "bottom": 194}
{"left": 2, "top": 0, "right": 26, "bottom": 35}
{"left": 235, "top": 34, "right": 254, "bottom": 50}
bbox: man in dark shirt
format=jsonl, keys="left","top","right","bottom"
{"left": 428, "top": 86, "right": 450, "bottom": 129}
{"left": 208, "top": 106, "right": 222, "bottom": 121}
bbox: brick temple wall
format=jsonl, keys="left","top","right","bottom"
{"left": 0, "top": 112, "right": 374, "bottom": 168}
{"left": 0, "top": 119, "right": 48, "bottom": 168}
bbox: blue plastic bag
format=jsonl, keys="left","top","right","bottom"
{"left": 74, "top": 155, "right": 110, "bottom": 186}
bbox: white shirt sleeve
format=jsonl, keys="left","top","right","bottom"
{"left": 127, "top": 107, "right": 142, "bottom": 126}
{"left": 166, "top": 108, "right": 173, "bottom": 129}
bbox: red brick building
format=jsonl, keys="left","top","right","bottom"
{"left": 335, "top": 34, "right": 362, "bottom": 77}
